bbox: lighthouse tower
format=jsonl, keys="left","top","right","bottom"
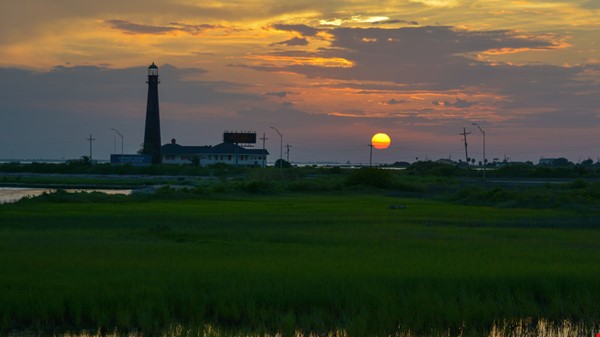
{"left": 142, "top": 62, "right": 162, "bottom": 163}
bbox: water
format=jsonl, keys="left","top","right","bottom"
{"left": 0, "top": 187, "right": 132, "bottom": 204}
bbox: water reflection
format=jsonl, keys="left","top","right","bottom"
{"left": 0, "top": 187, "right": 132, "bottom": 204}
{"left": 5, "top": 320, "right": 597, "bottom": 337}
{"left": 486, "top": 319, "right": 592, "bottom": 337}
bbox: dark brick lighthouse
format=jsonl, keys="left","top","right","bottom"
{"left": 142, "top": 62, "right": 162, "bottom": 163}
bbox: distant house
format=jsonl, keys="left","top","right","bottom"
{"left": 435, "top": 158, "right": 455, "bottom": 165}
{"left": 161, "top": 139, "right": 269, "bottom": 167}
{"left": 538, "top": 157, "right": 572, "bottom": 166}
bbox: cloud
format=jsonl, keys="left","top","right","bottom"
{"left": 264, "top": 91, "right": 299, "bottom": 99}
{"left": 270, "top": 37, "right": 309, "bottom": 47}
{"left": 327, "top": 110, "right": 368, "bottom": 118}
{"left": 432, "top": 98, "right": 476, "bottom": 108}
{"left": 581, "top": 0, "right": 600, "bottom": 9}
{"left": 327, "top": 26, "right": 557, "bottom": 61}
{"left": 0, "top": 64, "right": 257, "bottom": 115}
{"left": 169, "top": 22, "right": 224, "bottom": 34}
{"left": 271, "top": 24, "right": 320, "bottom": 37}
{"left": 372, "top": 19, "right": 419, "bottom": 26}
{"left": 386, "top": 98, "right": 406, "bottom": 105}
{"left": 238, "top": 24, "right": 600, "bottom": 132}
{"left": 240, "top": 26, "right": 562, "bottom": 89}
{"left": 104, "top": 20, "right": 178, "bottom": 35}
{"left": 265, "top": 91, "right": 289, "bottom": 97}
{"left": 105, "top": 20, "right": 224, "bottom": 35}
{"left": 331, "top": 82, "right": 414, "bottom": 92}
{"left": 264, "top": 50, "right": 319, "bottom": 57}
{"left": 520, "top": 109, "right": 600, "bottom": 129}
{"left": 409, "top": 0, "right": 460, "bottom": 8}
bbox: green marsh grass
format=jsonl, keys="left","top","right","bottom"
{"left": 1, "top": 192, "right": 599, "bottom": 336}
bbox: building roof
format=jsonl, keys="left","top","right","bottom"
{"left": 162, "top": 143, "right": 211, "bottom": 155}
{"left": 161, "top": 142, "right": 268, "bottom": 155}
{"left": 209, "top": 142, "right": 269, "bottom": 155}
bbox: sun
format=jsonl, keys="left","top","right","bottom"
{"left": 371, "top": 133, "right": 391, "bottom": 149}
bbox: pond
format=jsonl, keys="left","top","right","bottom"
{"left": 0, "top": 187, "right": 132, "bottom": 204}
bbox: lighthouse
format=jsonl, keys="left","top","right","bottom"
{"left": 142, "top": 62, "right": 162, "bottom": 164}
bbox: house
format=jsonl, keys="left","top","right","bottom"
{"left": 435, "top": 158, "right": 455, "bottom": 165}
{"left": 538, "top": 157, "right": 572, "bottom": 166}
{"left": 161, "top": 139, "right": 269, "bottom": 167}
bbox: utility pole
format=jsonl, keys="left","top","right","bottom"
{"left": 260, "top": 133, "right": 268, "bottom": 150}
{"left": 472, "top": 123, "right": 486, "bottom": 179}
{"left": 369, "top": 144, "right": 374, "bottom": 167}
{"left": 270, "top": 126, "right": 283, "bottom": 169}
{"left": 285, "top": 144, "right": 292, "bottom": 162}
{"left": 112, "top": 128, "right": 123, "bottom": 154}
{"left": 459, "top": 128, "right": 471, "bottom": 166}
{"left": 87, "top": 134, "right": 95, "bottom": 161}
{"left": 260, "top": 133, "right": 268, "bottom": 168}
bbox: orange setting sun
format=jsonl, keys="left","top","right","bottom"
{"left": 371, "top": 133, "right": 391, "bottom": 150}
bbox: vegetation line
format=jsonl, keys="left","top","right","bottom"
{"left": 1, "top": 164, "right": 600, "bottom": 336}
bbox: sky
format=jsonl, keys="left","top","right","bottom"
{"left": 1, "top": 0, "right": 599, "bottom": 164}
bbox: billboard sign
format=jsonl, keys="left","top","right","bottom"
{"left": 110, "top": 154, "right": 152, "bottom": 166}
{"left": 223, "top": 132, "right": 257, "bottom": 145}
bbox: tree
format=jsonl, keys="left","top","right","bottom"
{"left": 274, "top": 159, "right": 293, "bottom": 169}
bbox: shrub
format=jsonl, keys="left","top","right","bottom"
{"left": 406, "top": 161, "right": 461, "bottom": 177}
{"left": 346, "top": 168, "right": 394, "bottom": 189}
{"left": 328, "top": 166, "right": 342, "bottom": 174}
{"left": 241, "top": 180, "right": 273, "bottom": 193}
{"left": 568, "top": 179, "right": 588, "bottom": 189}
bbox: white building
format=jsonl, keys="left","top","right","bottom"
{"left": 161, "top": 139, "right": 268, "bottom": 167}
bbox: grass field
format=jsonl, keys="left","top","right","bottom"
{"left": 1, "top": 189, "right": 600, "bottom": 336}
